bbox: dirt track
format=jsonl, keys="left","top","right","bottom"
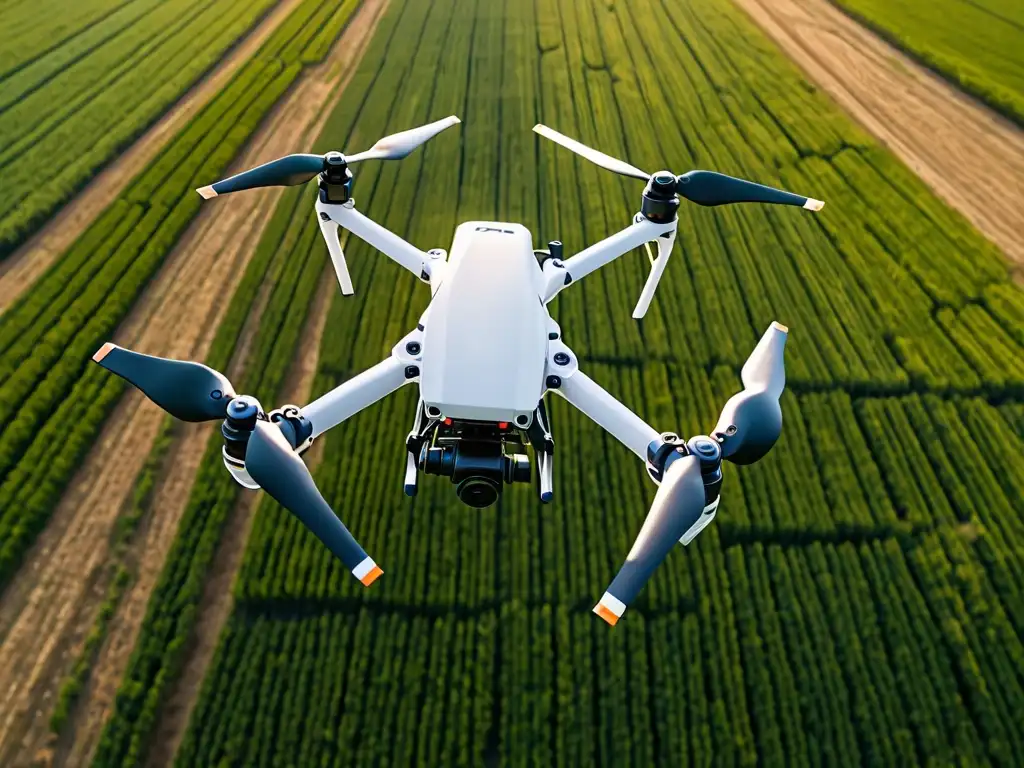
{"left": 734, "top": 0, "right": 1024, "bottom": 272}
{"left": 0, "top": 0, "right": 386, "bottom": 764}
{"left": 144, "top": 267, "right": 338, "bottom": 768}
{"left": 0, "top": 0, "right": 308, "bottom": 315}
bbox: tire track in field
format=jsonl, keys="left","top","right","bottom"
{"left": 0, "top": 3, "right": 386, "bottom": 764}
{"left": 0, "top": 0, "right": 307, "bottom": 316}
{"left": 733, "top": 0, "right": 1024, "bottom": 274}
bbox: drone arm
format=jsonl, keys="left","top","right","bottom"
{"left": 551, "top": 365, "right": 660, "bottom": 461}
{"left": 303, "top": 330, "right": 422, "bottom": 438}
{"left": 316, "top": 200, "right": 435, "bottom": 284}
{"left": 543, "top": 216, "right": 676, "bottom": 303}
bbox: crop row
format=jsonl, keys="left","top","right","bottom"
{"left": 178, "top": 533, "right": 1024, "bottom": 766}
{"left": 0, "top": 0, "right": 281, "bottom": 256}
{"left": 91, "top": 183, "right": 325, "bottom": 766}
{"left": 89, "top": 0, "right": 454, "bottom": 761}
{"left": 97, "top": 0, "right": 1024, "bottom": 764}
{"left": 0, "top": 0, "right": 362, "bottom": 591}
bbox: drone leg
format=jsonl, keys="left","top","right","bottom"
{"left": 404, "top": 400, "right": 427, "bottom": 497}
{"left": 537, "top": 452, "right": 554, "bottom": 503}
{"left": 528, "top": 400, "right": 555, "bottom": 503}
{"left": 404, "top": 452, "right": 418, "bottom": 496}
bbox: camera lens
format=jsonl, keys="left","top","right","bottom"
{"left": 456, "top": 476, "right": 500, "bottom": 508}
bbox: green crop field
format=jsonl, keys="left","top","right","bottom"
{"left": 827, "top": 0, "right": 1024, "bottom": 125}
{"left": 76, "top": 0, "right": 1024, "bottom": 765}
{"left": 3, "top": 0, "right": 1024, "bottom": 765}
{"left": 0, "top": 0, "right": 282, "bottom": 257}
{"left": 0, "top": 0, "right": 362, "bottom": 588}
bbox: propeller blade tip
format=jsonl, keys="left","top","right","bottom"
{"left": 771, "top": 321, "right": 789, "bottom": 334}
{"left": 92, "top": 342, "right": 118, "bottom": 363}
{"left": 593, "top": 592, "right": 626, "bottom": 626}
{"left": 353, "top": 557, "right": 383, "bottom": 587}
{"left": 196, "top": 185, "right": 217, "bottom": 200}
{"left": 803, "top": 197, "right": 824, "bottom": 212}
{"left": 450, "top": 115, "right": 462, "bottom": 124}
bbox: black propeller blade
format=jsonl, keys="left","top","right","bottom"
{"left": 92, "top": 343, "right": 234, "bottom": 421}
{"left": 594, "top": 322, "right": 788, "bottom": 625}
{"left": 197, "top": 116, "right": 461, "bottom": 199}
{"left": 677, "top": 170, "right": 822, "bottom": 210}
{"left": 533, "top": 124, "right": 823, "bottom": 211}
{"left": 92, "top": 343, "right": 381, "bottom": 587}
{"left": 713, "top": 321, "right": 788, "bottom": 464}
{"left": 197, "top": 154, "right": 326, "bottom": 199}
{"left": 594, "top": 453, "right": 706, "bottom": 626}
{"left": 245, "top": 421, "right": 381, "bottom": 584}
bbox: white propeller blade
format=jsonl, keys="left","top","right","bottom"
{"left": 533, "top": 124, "right": 650, "bottom": 181}
{"left": 346, "top": 115, "right": 462, "bottom": 163}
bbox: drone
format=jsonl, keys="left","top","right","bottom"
{"left": 93, "top": 116, "right": 822, "bottom": 625}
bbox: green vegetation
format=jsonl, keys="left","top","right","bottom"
{"left": 0, "top": 0, "right": 284, "bottom": 257}
{"left": 0, "top": 0, "right": 361, "bottom": 593}
{"left": 827, "top": 0, "right": 1024, "bottom": 125}
{"left": 162, "top": 0, "right": 1024, "bottom": 764}
{"left": 54, "top": 0, "right": 1001, "bottom": 766}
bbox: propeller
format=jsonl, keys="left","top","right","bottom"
{"left": 92, "top": 343, "right": 382, "bottom": 586}
{"left": 196, "top": 115, "right": 462, "bottom": 198}
{"left": 593, "top": 322, "right": 787, "bottom": 625}
{"left": 533, "top": 124, "right": 824, "bottom": 211}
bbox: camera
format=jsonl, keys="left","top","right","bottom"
{"left": 418, "top": 419, "right": 531, "bottom": 508}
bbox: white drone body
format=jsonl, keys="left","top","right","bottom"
{"left": 97, "top": 118, "right": 818, "bottom": 625}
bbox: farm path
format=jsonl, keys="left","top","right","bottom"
{"left": 0, "top": 0, "right": 307, "bottom": 315}
{"left": 735, "top": 0, "right": 1024, "bottom": 274}
{"left": 0, "top": 1, "right": 385, "bottom": 764}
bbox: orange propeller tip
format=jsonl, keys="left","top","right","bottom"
{"left": 196, "top": 185, "right": 217, "bottom": 200}
{"left": 593, "top": 604, "right": 619, "bottom": 626}
{"left": 359, "top": 565, "right": 383, "bottom": 587}
{"left": 92, "top": 342, "right": 117, "bottom": 362}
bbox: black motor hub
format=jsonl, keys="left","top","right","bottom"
{"left": 319, "top": 152, "right": 353, "bottom": 204}
{"left": 221, "top": 397, "right": 260, "bottom": 461}
{"left": 221, "top": 398, "right": 312, "bottom": 462}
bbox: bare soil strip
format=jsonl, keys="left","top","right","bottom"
{"left": 0, "top": 2, "right": 386, "bottom": 764}
{"left": 0, "top": 0, "right": 308, "bottom": 315}
{"left": 734, "top": 0, "right": 1024, "bottom": 271}
{"left": 144, "top": 268, "right": 338, "bottom": 768}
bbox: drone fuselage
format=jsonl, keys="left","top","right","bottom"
{"left": 420, "top": 222, "right": 551, "bottom": 429}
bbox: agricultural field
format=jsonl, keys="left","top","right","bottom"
{"left": 0, "top": 0, "right": 362, "bottom": 592}
{"left": 826, "top": 0, "right": 1024, "bottom": 126}
{"left": 1, "top": 0, "right": 1023, "bottom": 765}
{"left": 87, "top": 0, "right": 1024, "bottom": 764}
{"left": 0, "top": 0, "right": 283, "bottom": 257}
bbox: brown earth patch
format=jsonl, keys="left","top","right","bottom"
{"left": 734, "top": 0, "right": 1024, "bottom": 274}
